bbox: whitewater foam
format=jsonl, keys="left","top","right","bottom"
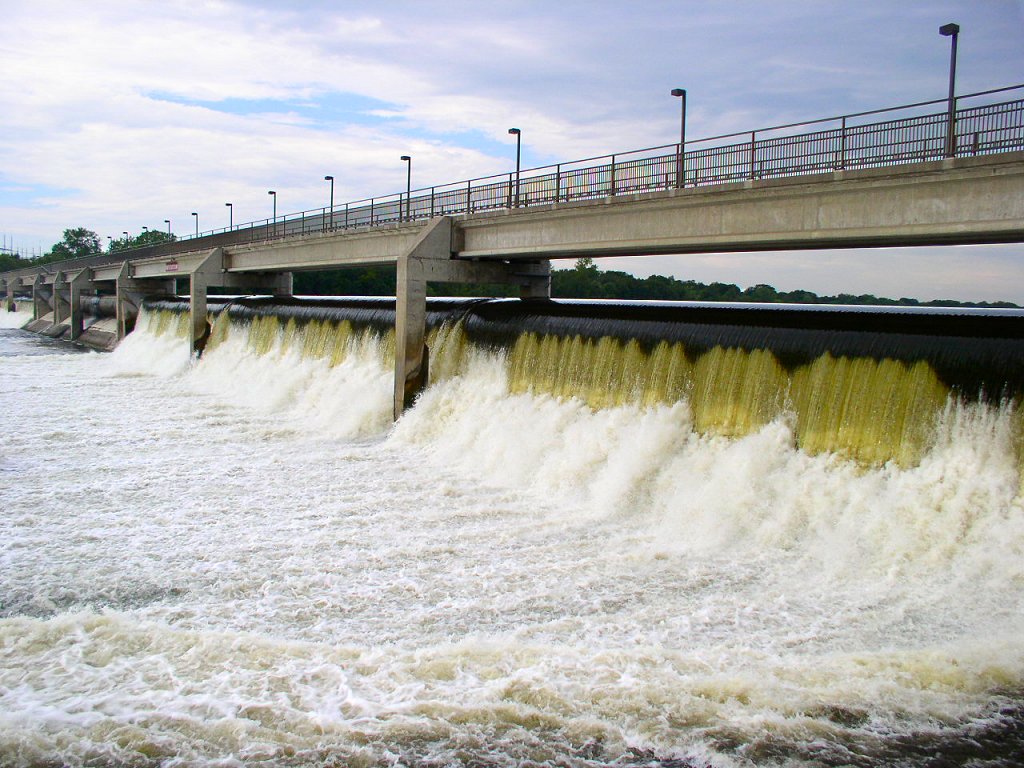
{"left": 2, "top": 307, "right": 1023, "bottom": 767}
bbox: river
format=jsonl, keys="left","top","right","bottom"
{"left": 1, "top": 306, "right": 1023, "bottom": 767}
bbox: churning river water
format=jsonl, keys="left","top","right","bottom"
{"left": 1, "top": 307, "right": 1023, "bottom": 767}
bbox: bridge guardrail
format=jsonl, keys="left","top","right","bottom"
{"left": 4, "top": 84, "right": 1023, "bottom": 281}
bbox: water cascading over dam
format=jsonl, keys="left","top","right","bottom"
{"left": 5, "top": 296, "right": 1024, "bottom": 766}
{"left": 143, "top": 296, "right": 1024, "bottom": 472}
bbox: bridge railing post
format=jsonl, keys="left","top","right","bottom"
{"left": 555, "top": 164, "right": 561, "bottom": 202}
{"left": 839, "top": 116, "right": 847, "bottom": 170}
{"left": 749, "top": 131, "right": 757, "bottom": 180}
{"left": 610, "top": 155, "right": 616, "bottom": 196}
{"left": 466, "top": 180, "right": 472, "bottom": 214}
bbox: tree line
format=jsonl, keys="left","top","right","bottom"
{"left": 2, "top": 229, "right": 1017, "bottom": 309}
{"left": 293, "top": 257, "right": 1019, "bottom": 308}
{"left": 0, "top": 227, "right": 173, "bottom": 272}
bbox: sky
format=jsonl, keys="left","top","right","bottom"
{"left": 1, "top": 0, "right": 1022, "bottom": 302}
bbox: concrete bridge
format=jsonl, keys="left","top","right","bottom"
{"left": 4, "top": 91, "right": 1024, "bottom": 418}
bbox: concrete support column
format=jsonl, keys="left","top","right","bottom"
{"left": 394, "top": 254, "right": 429, "bottom": 419}
{"left": 272, "top": 272, "right": 294, "bottom": 297}
{"left": 52, "top": 272, "right": 70, "bottom": 328}
{"left": 68, "top": 269, "right": 92, "bottom": 340}
{"left": 114, "top": 263, "right": 165, "bottom": 340}
{"left": 189, "top": 248, "right": 225, "bottom": 357}
{"left": 518, "top": 260, "right": 552, "bottom": 299}
{"left": 32, "top": 275, "right": 50, "bottom": 321}
{"left": 4, "top": 279, "right": 15, "bottom": 312}
{"left": 190, "top": 271, "right": 210, "bottom": 357}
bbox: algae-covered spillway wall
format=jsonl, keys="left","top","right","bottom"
{"left": 144, "top": 296, "right": 1024, "bottom": 468}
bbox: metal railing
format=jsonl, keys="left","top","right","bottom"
{"left": 185, "top": 84, "right": 1024, "bottom": 248}
{"left": 4, "top": 85, "right": 1024, "bottom": 278}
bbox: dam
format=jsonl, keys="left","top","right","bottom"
{"left": 2, "top": 295, "right": 1024, "bottom": 765}
{"left": 2, "top": 84, "right": 1024, "bottom": 766}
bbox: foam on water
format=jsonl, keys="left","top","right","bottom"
{"left": 0, "top": 309, "right": 32, "bottom": 330}
{"left": 2, "top": 308, "right": 1023, "bottom": 767}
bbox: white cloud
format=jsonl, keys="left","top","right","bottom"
{"left": 1, "top": 0, "right": 1021, "bottom": 301}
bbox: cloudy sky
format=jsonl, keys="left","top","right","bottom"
{"left": 1, "top": 0, "right": 1022, "bottom": 301}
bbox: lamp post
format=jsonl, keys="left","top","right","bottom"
{"left": 939, "top": 23, "right": 960, "bottom": 158}
{"left": 400, "top": 155, "right": 412, "bottom": 221}
{"left": 671, "top": 88, "right": 687, "bottom": 187}
{"left": 142, "top": 226, "right": 148, "bottom": 234}
{"left": 324, "top": 175, "right": 334, "bottom": 229}
{"left": 508, "top": 128, "right": 522, "bottom": 206}
{"left": 268, "top": 190, "right": 277, "bottom": 236}
{"left": 164, "top": 219, "right": 171, "bottom": 236}
{"left": 225, "top": 202, "right": 233, "bottom": 231}
{"left": 192, "top": 212, "right": 198, "bottom": 237}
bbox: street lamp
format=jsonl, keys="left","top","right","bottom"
{"left": 324, "top": 175, "right": 334, "bottom": 229}
{"left": 939, "top": 22, "right": 960, "bottom": 158}
{"left": 400, "top": 156, "right": 412, "bottom": 221}
{"left": 671, "top": 88, "right": 687, "bottom": 187}
{"left": 142, "top": 226, "right": 149, "bottom": 233}
{"left": 191, "top": 212, "right": 198, "bottom": 237}
{"left": 268, "top": 190, "right": 277, "bottom": 236}
{"left": 508, "top": 128, "right": 522, "bottom": 206}
{"left": 225, "top": 202, "right": 233, "bottom": 230}
{"left": 164, "top": 219, "right": 171, "bottom": 236}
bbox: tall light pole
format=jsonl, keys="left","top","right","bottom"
{"left": 508, "top": 128, "right": 522, "bottom": 206}
{"left": 400, "top": 155, "right": 411, "bottom": 221}
{"left": 324, "top": 175, "right": 334, "bottom": 229}
{"left": 225, "top": 202, "right": 233, "bottom": 230}
{"left": 142, "top": 226, "right": 149, "bottom": 233}
{"left": 192, "top": 212, "right": 198, "bottom": 237}
{"left": 268, "top": 190, "right": 277, "bottom": 236}
{"left": 671, "top": 88, "right": 687, "bottom": 188}
{"left": 939, "top": 23, "right": 960, "bottom": 158}
{"left": 164, "top": 219, "right": 171, "bottom": 236}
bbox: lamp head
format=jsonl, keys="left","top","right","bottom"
{"left": 671, "top": 88, "right": 686, "bottom": 97}
{"left": 939, "top": 23, "right": 959, "bottom": 36}
{"left": 508, "top": 128, "right": 521, "bottom": 135}
{"left": 400, "top": 155, "right": 411, "bottom": 161}
{"left": 324, "top": 175, "right": 333, "bottom": 181}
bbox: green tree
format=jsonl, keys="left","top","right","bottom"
{"left": 41, "top": 227, "right": 102, "bottom": 263}
{"left": 109, "top": 230, "right": 175, "bottom": 253}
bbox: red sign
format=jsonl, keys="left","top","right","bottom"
{"left": 166, "top": 260, "right": 179, "bottom": 272}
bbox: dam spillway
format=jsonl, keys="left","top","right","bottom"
{"left": 144, "top": 296, "right": 1024, "bottom": 468}
{"left": 3, "top": 297, "right": 1024, "bottom": 766}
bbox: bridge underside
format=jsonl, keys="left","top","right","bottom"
{"left": 3, "top": 150, "right": 1023, "bottom": 418}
